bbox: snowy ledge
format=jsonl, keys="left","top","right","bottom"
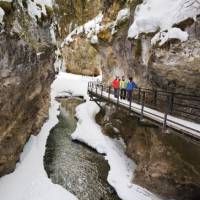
{"left": 128, "top": 0, "right": 200, "bottom": 45}
{"left": 61, "top": 8, "right": 130, "bottom": 47}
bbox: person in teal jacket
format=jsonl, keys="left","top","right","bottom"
{"left": 120, "top": 76, "right": 127, "bottom": 100}
{"left": 126, "top": 77, "right": 137, "bottom": 101}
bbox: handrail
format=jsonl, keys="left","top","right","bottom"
{"left": 87, "top": 81, "right": 200, "bottom": 136}
{"left": 88, "top": 81, "right": 200, "bottom": 98}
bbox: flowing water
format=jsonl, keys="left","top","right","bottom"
{"left": 44, "top": 98, "right": 120, "bottom": 200}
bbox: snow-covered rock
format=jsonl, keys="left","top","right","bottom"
{"left": 27, "top": 0, "right": 53, "bottom": 20}
{"left": 128, "top": 0, "right": 200, "bottom": 45}
{"left": 112, "top": 8, "right": 130, "bottom": 34}
{"left": 61, "top": 13, "right": 103, "bottom": 47}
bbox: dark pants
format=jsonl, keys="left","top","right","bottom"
{"left": 120, "top": 89, "right": 126, "bottom": 100}
{"left": 127, "top": 90, "right": 133, "bottom": 101}
{"left": 114, "top": 88, "right": 119, "bottom": 98}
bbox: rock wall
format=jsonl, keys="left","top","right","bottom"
{"left": 96, "top": 107, "right": 200, "bottom": 200}
{"left": 0, "top": 2, "right": 55, "bottom": 176}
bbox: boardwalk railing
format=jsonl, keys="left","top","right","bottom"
{"left": 88, "top": 82, "right": 200, "bottom": 139}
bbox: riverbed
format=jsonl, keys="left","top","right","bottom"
{"left": 44, "top": 98, "right": 120, "bottom": 200}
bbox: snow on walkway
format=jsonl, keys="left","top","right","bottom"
{"left": 0, "top": 72, "right": 161, "bottom": 200}
{"left": 93, "top": 88, "right": 200, "bottom": 138}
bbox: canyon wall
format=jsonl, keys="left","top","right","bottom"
{"left": 0, "top": 1, "right": 55, "bottom": 176}
{"left": 61, "top": 0, "right": 200, "bottom": 95}
{"left": 0, "top": 1, "right": 199, "bottom": 199}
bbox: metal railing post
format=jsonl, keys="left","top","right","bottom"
{"left": 108, "top": 86, "right": 111, "bottom": 100}
{"left": 117, "top": 89, "right": 119, "bottom": 107}
{"left": 129, "top": 91, "right": 132, "bottom": 113}
{"left": 169, "top": 93, "right": 174, "bottom": 114}
{"left": 140, "top": 91, "right": 145, "bottom": 120}
{"left": 101, "top": 85, "right": 103, "bottom": 98}
{"left": 138, "top": 88, "right": 141, "bottom": 104}
{"left": 153, "top": 90, "right": 157, "bottom": 107}
{"left": 163, "top": 95, "right": 172, "bottom": 131}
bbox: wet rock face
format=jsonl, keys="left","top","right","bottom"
{"left": 96, "top": 107, "right": 200, "bottom": 200}
{"left": 62, "top": 37, "right": 101, "bottom": 76}
{"left": 0, "top": 5, "right": 55, "bottom": 176}
{"left": 149, "top": 20, "right": 200, "bottom": 95}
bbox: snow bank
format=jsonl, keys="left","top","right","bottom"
{"left": 128, "top": 0, "right": 200, "bottom": 45}
{"left": 52, "top": 72, "right": 102, "bottom": 99}
{"left": 0, "top": 75, "right": 78, "bottom": 200}
{"left": 72, "top": 102, "right": 161, "bottom": 200}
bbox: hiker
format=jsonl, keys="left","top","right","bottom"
{"left": 120, "top": 76, "right": 127, "bottom": 100}
{"left": 112, "top": 76, "right": 120, "bottom": 98}
{"left": 126, "top": 77, "right": 137, "bottom": 101}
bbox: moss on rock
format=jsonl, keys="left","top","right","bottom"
{"left": 45, "top": 5, "right": 54, "bottom": 18}
{"left": 0, "top": 1, "right": 13, "bottom": 14}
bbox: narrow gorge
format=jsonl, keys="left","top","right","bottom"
{"left": 0, "top": 1, "right": 200, "bottom": 200}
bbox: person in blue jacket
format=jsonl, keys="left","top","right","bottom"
{"left": 126, "top": 77, "right": 137, "bottom": 101}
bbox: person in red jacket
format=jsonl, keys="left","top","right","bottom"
{"left": 112, "top": 76, "right": 120, "bottom": 98}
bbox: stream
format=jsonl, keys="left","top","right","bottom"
{"left": 44, "top": 98, "right": 120, "bottom": 200}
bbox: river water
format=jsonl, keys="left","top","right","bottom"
{"left": 44, "top": 98, "right": 120, "bottom": 200}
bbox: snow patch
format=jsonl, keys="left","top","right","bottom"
{"left": 0, "top": 7, "right": 4, "bottom": 24}
{"left": 151, "top": 28, "right": 188, "bottom": 46}
{"left": 27, "top": 0, "right": 53, "bottom": 20}
{"left": 90, "top": 34, "right": 99, "bottom": 44}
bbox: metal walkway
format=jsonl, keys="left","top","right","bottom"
{"left": 88, "top": 82, "right": 200, "bottom": 140}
